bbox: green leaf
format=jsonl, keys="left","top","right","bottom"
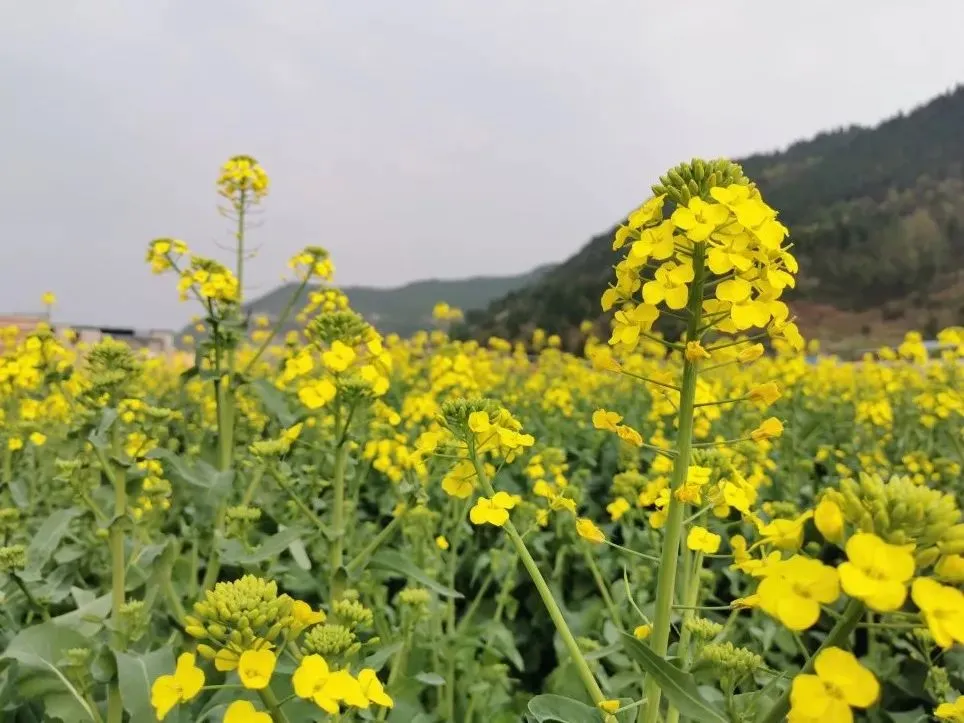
{"left": 363, "top": 641, "right": 403, "bottom": 672}
{"left": 527, "top": 694, "right": 604, "bottom": 722}
{"left": 414, "top": 671, "right": 446, "bottom": 686}
{"left": 1, "top": 622, "right": 98, "bottom": 722}
{"left": 369, "top": 550, "right": 463, "bottom": 599}
{"left": 619, "top": 633, "right": 726, "bottom": 723}
{"left": 148, "top": 448, "right": 234, "bottom": 498}
{"left": 252, "top": 379, "right": 298, "bottom": 426}
{"left": 88, "top": 407, "right": 118, "bottom": 450}
{"left": 25, "top": 507, "right": 82, "bottom": 574}
{"left": 288, "top": 537, "right": 312, "bottom": 570}
{"left": 219, "top": 526, "right": 307, "bottom": 565}
{"left": 116, "top": 648, "right": 175, "bottom": 723}
{"left": 52, "top": 590, "right": 112, "bottom": 637}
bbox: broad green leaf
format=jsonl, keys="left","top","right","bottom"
{"left": 527, "top": 694, "right": 604, "bottom": 723}
{"left": 252, "top": 379, "right": 298, "bottom": 426}
{"left": 25, "top": 507, "right": 82, "bottom": 574}
{"left": 2, "top": 622, "right": 98, "bottom": 722}
{"left": 219, "top": 526, "right": 307, "bottom": 565}
{"left": 489, "top": 623, "right": 525, "bottom": 671}
{"left": 619, "top": 633, "right": 726, "bottom": 723}
{"left": 288, "top": 537, "right": 312, "bottom": 570}
{"left": 52, "top": 591, "right": 112, "bottom": 637}
{"left": 116, "top": 648, "right": 175, "bottom": 723}
{"left": 369, "top": 550, "right": 463, "bottom": 599}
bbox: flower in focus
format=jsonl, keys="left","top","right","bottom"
{"left": 687, "top": 526, "right": 721, "bottom": 554}
{"left": 151, "top": 653, "right": 205, "bottom": 720}
{"left": 237, "top": 649, "right": 276, "bottom": 690}
{"left": 935, "top": 696, "right": 964, "bottom": 721}
{"left": 838, "top": 533, "right": 915, "bottom": 611}
{"left": 469, "top": 493, "right": 516, "bottom": 527}
{"left": 358, "top": 668, "right": 393, "bottom": 708}
{"left": 757, "top": 556, "right": 840, "bottom": 630}
{"left": 224, "top": 700, "right": 272, "bottom": 723}
{"left": 912, "top": 577, "right": 964, "bottom": 648}
{"left": 788, "top": 647, "right": 879, "bottom": 722}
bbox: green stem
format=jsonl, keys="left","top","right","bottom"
{"left": 241, "top": 467, "right": 265, "bottom": 506}
{"left": 329, "top": 441, "right": 350, "bottom": 595}
{"left": 11, "top": 574, "right": 50, "bottom": 621}
{"left": 643, "top": 243, "right": 705, "bottom": 723}
{"left": 242, "top": 274, "right": 312, "bottom": 376}
{"left": 257, "top": 686, "right": 291, "bottom": 723}
{"left": 345, "top": 514, "right": 403, "bottom": 573}
{"left": 582, "top": 545, "right": 622, "bottom": 628}
{"left": 665, "top": 551, "right": 702, "bottom": 723}
{"left": 100, "top": 444, "right": 127, "bottom": 723}
{"left": 758, "top": 599, "right": 865, "bottom": 723}
{"left": 379, "top": 624, "right": 414, "bottom": 722}
{"left": 274, "top": 472, "right": 325, "bottom": 529}
{"left": 455, "top": 570, "right": 496, "bottom": 634}
{"left": 472, "top": 456, "right": 605, "bottom": 706}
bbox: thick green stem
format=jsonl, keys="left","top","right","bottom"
{"left": 643, "top": 244, "right": 705, "bottom": 723}
{"left": 100, "top": 443, "right": 127, "bottom": 723}
{"left": 257, "top": 686, "right": 291, "bottom": 723}
{"left": 759, "top": 599, "right": 865, "bottom": 723}
{"left": 665, "top": 551, "right": 702, "bottom": 723}
{"left": 329, "top": 441, "right": 350, "bottom": 594}
{"left": 473, "top": 457, "right": 605, "bottom": 706}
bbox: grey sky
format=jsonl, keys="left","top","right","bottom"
{"left": 2, "top": 1, "right": 962, "bottom": 330}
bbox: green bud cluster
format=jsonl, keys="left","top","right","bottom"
{"left": 827, "top": 473, "right": 961, "bottom": 557}
{"left": 439, "top": 397, "right": 499, "bottom": 435}
{"left": 925, "top": 666, "right": 951, "bottom": 702}
{"left": 61, "top": 648, "right": 94, "bottom": 693}
{"left": 698, "top": 642, "right": 762, "bottom": 691}
{"left": 684, "top": 617, "right": 724, "bottom": 641}
{"left": 763, "top": 500, "right": 799, "bottom": 520}
{"left": 249, "top": 437, "right": 290, "bottom": 458}
{"left": 0, "top": 544, "right": 27, "bottom": 573}
{"left": 308, "top": 310, "right": 371, "bottom": 348}
{"left": 0, "top": 507, "right": 21, "bottom": 535}
{"left": 85, "top": 338, "right": 142, "bottom": 397}
{"left": 119, "top": 600, "right": 149, "bottom": 643}
{"left": 650, "top": 158, "right": 750, "bottom": 206}
{"left": 612, "top": 470, "right": 646, "bottom": 499}
{"left": 338, "top": 375, "right": 377, "bottom": 405}
{"left": 397, "top": 587, "right": 431, "bottom": 607}
{"left": 226, "top": 505, "right": 262, "bottom": 523}
{"left": 185, "top": 575, "right": 295, "bottom": 649}
{"left": 302, "top": 623, "right": 359, "bottom": 657}
{"left": 332, "top": 598, "right": 374, "bottom": 628}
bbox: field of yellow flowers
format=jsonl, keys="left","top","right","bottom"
{"left": 0, "top": 156, "right": 962, "bottom": 723}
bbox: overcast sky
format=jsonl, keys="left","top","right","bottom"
{"left": 2, "top": 1, "right": 963, "bottom": 329}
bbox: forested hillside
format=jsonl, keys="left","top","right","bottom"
{"left": 465, "top": 86, "right": 964, "bottom": 350}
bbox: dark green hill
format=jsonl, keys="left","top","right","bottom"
{"left": 465, "top": 86, "right": 964, "bottom": 350}
{"left": 233, "top": 264, "right": 553, "bottom": 339}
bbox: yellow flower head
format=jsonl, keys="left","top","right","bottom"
{"left": 633, "top": 624, "right": 652, "bottom": 640}
{"left": 469, "top": 494, "right": 514, "bottom": 527}
{"left": 813, "top": 498, "right": 844, "bottom": 544}
{"left": 237, "top": 649, "right": 276, "bottom": 690}
{"left": 435, "top": 535, "right": 450, "bottom": 550}
{"left": 935, "top": 696, "right": 964, "bottom": 722}
{"left": 358, "top": 668, "right": 393, "bottom": 708}
{"left": 788, "top": 647, "right": 879, "bottom": 722}
{"left": 912, "top": 577, "right": 964, "bottom": 649}
{"left": 757, "top": 555, "right": 840, "bottom": 631}
{"left": 575, "top": 518, "right": 606, "bottom": 544}
{"left": 687, "top": 525, "right": 721, "bottom": 554}
{"left": 150, "top": 653, "right": 205, "bottom": 720}
{"left": 751, "top": 417, "right": 784, "bottom": 442}
{"left": 224, "top": 700, "right": 272, "bottom": 723}
{"left": 838, "top": 533, "right": 915, "bottom": 611}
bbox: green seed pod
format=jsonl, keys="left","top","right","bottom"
{"left": 916, "top": 546, "right": 941, "bottom": 568}
{"left": 687, "top": 179, "right": 700, "bottom": 196}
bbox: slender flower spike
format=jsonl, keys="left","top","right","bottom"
{"left": 237, "top": 649, "right": 277, "bottom": 690}
{"left": 788, "top": 647, "right": 879, "bottom": 722}
{"left": 224, "top": 700, "right": 272, "bottom": 723}
{"left": 838, "top": 533, "right": 915, "bottom": 611}
{"left": 151, "top": 653, "right": 205, "bottom": 720}
{"left": 576, "top": 518, "right": 606, "bottom": 544}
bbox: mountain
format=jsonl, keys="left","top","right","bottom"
{"left": 465, "top": 86, "right": 964, "bottom": 351}
{"left": 227, "top": 264, "right": 554, "bottom": 339}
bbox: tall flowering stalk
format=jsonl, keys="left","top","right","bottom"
{"left": 598, "top": 159, "right": 803, "bottom": 722}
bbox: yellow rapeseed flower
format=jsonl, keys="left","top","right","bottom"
{"left": 237, "top": 649, "right": 276, "bottom": 690}
{"left": 911, "top": 577, "right": 964, "bottom": 648}
{"left": 935, "top": 696, "right": 964, "bottom": 721}
{"left": 576, "top": 518, "right": 605, "bottom": 544}
{"left": 757, "top": 556, "right": 839, "bottom": 631}
{"left": 151, "top": 653, "right": 205, "bottom": 720}
{"left": 687, "top": 525, "right": 721, "bottom": 554}
{"left": 224, "top": 700, "right": 272, "bottom": 723}
{"left": 838, "top": 533, "right": 915, "bottom": 611}
{"left": 788, "top": 647, "right": 879, "bottom": 722}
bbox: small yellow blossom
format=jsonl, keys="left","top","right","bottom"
{"left": 575, "top": 518, "right": 606, "bottom": 544}
{"left": 912, "top": 577, "right": 964, "bottom": 648}
{"left": 750, "top": 417, "right": 784, "bottom": 442}
{"left": 633, "top": 624, "right": 652, "bottom": 640}
{"left": 935, "top": 696, "right": 964, "bottom": 722}
{"left": 151, "top": 653, "right": 205, "bottom": 720}
{"left": 813, "top": 498, "right": 844, "bottom": 544}
{"left": 838, "top": 533, "right": 915, "bottom": 611}
{"left": 687, "top": 526, "right": 721, "bottom": 554}
{"left": 238, "top": 649, "right": 276, "bottom": 690}
{"left": 607, "top": 497, "right": 631, "bottom": 521}
{"left": 788, "top": 647, "right": 879, "bottom": 722}
{"left": 435, "top": 535, "right": 450, "bottom": 550}
{"left": 224, "top": 700, "right": 272, "bottom": 723}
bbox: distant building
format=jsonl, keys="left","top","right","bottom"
{"left": 0, "top": 313, "right": 175, "bottom": 356}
